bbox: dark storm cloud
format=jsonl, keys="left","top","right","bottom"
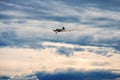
{"left": 35, "top": 69, "right": 120, "bottom": 80}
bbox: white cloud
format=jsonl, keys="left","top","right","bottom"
{"left": 1, "top": 0, "right": 120, "bottom": 24}
{"left": 31, "top": 0, "right": 120, "bottom": 21}
{"left": 10, "top": 75, "right": 39, "bottom": 80}
{"left": 0, "top": 42, "right": 120, "bottom": 76}
{"left": 82, "top": 7, "right": 120, "bottom": 20}
{"left": 0, "top": 18, "right": 120, "bottom": 49}
{"left": 0, "top": 1, "right": 34, "bottom": 10}
{"left": 0, "top": 10, "right": 29, "bottom": 17}
{"left": 0, "top": 18, "right": 120, "bottom": 52}
{"left": 0, "top": 1, "right": 120, "bottom": 79}
{"left": 91, "top": 28, "right": 120, "bottom": 42}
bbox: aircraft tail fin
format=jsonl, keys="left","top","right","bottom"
{"left": 62, "top": 27, "right": 65, "bottom": 30}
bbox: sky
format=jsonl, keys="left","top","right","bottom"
{"left": 0, "top": 0, "right": 120, "bottom": 80}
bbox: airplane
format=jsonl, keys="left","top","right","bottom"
{"left": 53, "top": 26, "right": 87, "bottom": 34}
{"left": 53, "top": 27, "right": 66, "bottom": 34}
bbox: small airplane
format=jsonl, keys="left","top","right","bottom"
{"left": 53, "top": 27, "right": 66, "bottom": 34}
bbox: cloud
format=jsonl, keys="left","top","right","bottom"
{"left": 56, "top": 47, "right": 73, "bottom": 57}
{"left": 0, "top": 42, "right": 120, "bottom": 76}
{"left": 0, "top": 0, "right": 120, "bottom": 51}
{"left": 2, "top": 69, "right": 120, "bottom": 80}
{"left": 1, "top": 0, "right": 120, "bottom": 24}
{"left": 0, "top": 75, "right": 10, "bottom": 80}
{"left": 10, "top": 75, "right": 39, "bottom": 80}
{"left": 91, "top": 61, "right": 110, "bottom": 66}
{"left": 42, "top": 41, "right": 120, "bottom": 56}
{"left": 0, "top": 1, "right": 34, "bottom": 10}
{"left": 0, "top": 7, "right": 29, "bottom": 18}
{"left": 0, "top": 0, "right": 120, "bottom": 79}
{"left": 0, "top": 21, "right": 120, "bottom": 51}
{"left": 0, "top": 75, "right": 39, "bottom": 80}
{"left": 35, "top": 69, "right": 120, "bottom": 80}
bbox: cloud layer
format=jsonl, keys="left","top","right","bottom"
{"left": 0, "top": 0, "right": 120, "bottom": 79}
{"left": 0, "top": 42, "right": 120, "bottom": 76}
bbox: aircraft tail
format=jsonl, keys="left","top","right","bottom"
{"left": 62, "top": 27, "right": 65, "bottom": 30}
